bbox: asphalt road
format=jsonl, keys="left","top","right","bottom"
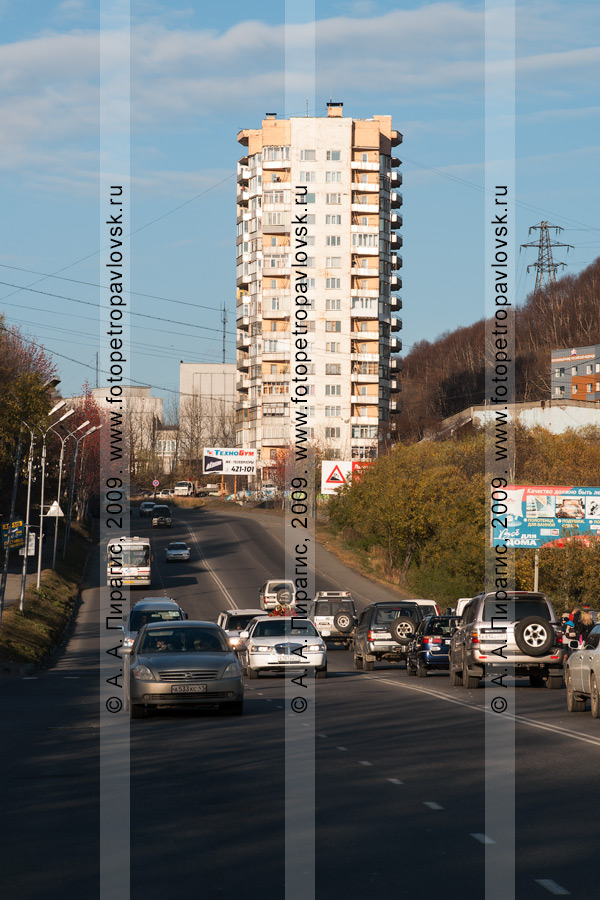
{"left": 1, "top": 504, "right": 599, "bottom": 900}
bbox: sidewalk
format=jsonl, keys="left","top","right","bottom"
{"left": 1, "top": 544, "right": 52, "bottom": 609}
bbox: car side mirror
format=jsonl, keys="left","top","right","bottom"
{"left": 240, "top": 631, "right": 249, "bottom": 640}
{"left": 569, "top": 639, "right": 580, "bottom": 649}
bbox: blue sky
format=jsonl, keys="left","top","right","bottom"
{"left": 0, "top": 0, "right": 598, "bottom": 410}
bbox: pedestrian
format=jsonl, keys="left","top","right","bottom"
{"left": 577, "top": 610, "right": 594, "bottom": 644}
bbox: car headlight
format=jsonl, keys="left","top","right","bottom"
{"left": 132, "top": 665, "right": 155, "bottom": 681}
{"left": 250, "top": 644, "right": 272, "bottom": 652}
{"left": 123, "top": 637, "right": 134, "bottom": 648}
{"left": 229, "top": 636, "right": 241, "bottom": 646}
{"left": 222, "top": 662, "right": 242, "bottom": 678}
{"left": 307, "top": 643, "right": 325, "bottom": 652}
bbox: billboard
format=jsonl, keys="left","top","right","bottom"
{"left": 492, "top": 485, "right": 600, "bottom": 548}
{"left": 202, "top": 448, "right": 257, "bottom": 475}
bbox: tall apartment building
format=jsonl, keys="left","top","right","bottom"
{"left": 235, "top": 103, "right": 403, "bottom": 472}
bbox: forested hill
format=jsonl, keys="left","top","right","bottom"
{"left": 396, "top": 257, "right": 600, "bottom": 441}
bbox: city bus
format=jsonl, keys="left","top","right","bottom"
{"left": 107, "top": 536, "right": 152, "bottom": 588}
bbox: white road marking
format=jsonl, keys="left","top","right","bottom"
{"left": 185, "top": 525, "right": 237, "bottom": 608}
{"left": 471, "top": 834, "right": 496, "bottom": 844}
{"left": 535, "top": 879, "right": 571, "bottom": 895}
{"left": 317, "top": 734, "right": 328, "bottom": 738}
{"left": 369, "top": 675, "right": 600, "bottom": 748}
{"left": 63, "top": 676, "right": 80, "bottom": 679}
{"left": 336, "top": 746, "right": 348, "bottom": 751}
{"left": 387, "top": 778, "right": 404, "bottom": 785}
{"left": 22, "top": 677, "right": 39, "bottom": 680}
{"left": 358, "top": 760, "right": 372, "bottom": 766}
{"left": 423, "top": 801, "right": 443, "bottom": 810}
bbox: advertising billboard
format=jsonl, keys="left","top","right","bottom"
{"left": 202, "top": 448, "right": 257, "bottom": 475}
{"left": 492, "top": 485, "right": 600, "bottom": 548}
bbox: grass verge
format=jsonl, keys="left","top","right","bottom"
{"left": 0, "top": 524, "right": 91, "bottom": 667}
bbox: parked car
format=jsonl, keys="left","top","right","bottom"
{"left": 449, "top": 591, "right": 565, "bottom": 689}
{"left": 121, "top": 597, "right": 188, "bottom": 649}
{"left": 158, "top": 489, "right": 171, "bottom": 498}
{"left": 139, "top": 501, "right": 155, "bottom": 517}
{"left": 307, "top": 592, "right": 358, "bottom": 648}
{"left": 258, "top": 579, "right": 296, "bottom": 610}
{"left": 151, "top": 505, "right": 172, "bottom": 528}
{"left": 124, "top": 621, "right": 244, "bottom": 718}
{"left": 238, "top": 616, "right": 327, "bottom": 678}
{"left": 216, "top": 609, "right": 264, "bottom": 649}
{"left": 407, "top": 615, "right": 461, "bottom": 677}
{"left": 165, "top": 542, "right": 191, "bottom": 563}
{"left": 353, "top": 602, "right": 423, "bottom": 670}
{"left": 405, "top": 598, "right": 441, "bottom": 618}
{"left": 565, "top": 624, "right": 600, "bottom": 715}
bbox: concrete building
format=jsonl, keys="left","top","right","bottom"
{"left": 435, "top": 399, "right": 600, "bottom": 438}
{"left": 551, "top": 345, "right": 600, "bottom": 402}
{"left": 178, "top": 362, "right": 237, "bottom": 459}
{"left": 235, "top": 104, "right": 403, "bottom": 472}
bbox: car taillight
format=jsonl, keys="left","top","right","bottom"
{"left": 556, "top": 634, "right": 563, "bottom": 644}
{"left": 471, "top": 631, "right": 480, "bottom": 645}
{"left": 423, "top": 636, "right": 442, "bottom": 644}
{"left": 367, "top": 630, "right": 374, "bottom": 641}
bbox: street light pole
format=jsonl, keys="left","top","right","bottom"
{"left": 63, "top": 424, "right": 99, "bottom": 558}
{"left": 51, "top": 420, "right": 89, "bottom": 569}
{"left": 36, "top": 405, "right": 74, "bottom": 588}
{"left": 19, "top": 429, "right": 36, "bottom": 613}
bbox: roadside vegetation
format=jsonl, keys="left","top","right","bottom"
{"left": 328, "top": 426, "right": 600, "bottom": 610}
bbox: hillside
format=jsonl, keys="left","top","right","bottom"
{"left": 396, "top": 257, "right": 600, "bottom": 441}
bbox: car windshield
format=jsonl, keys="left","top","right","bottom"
{"left": 481, "top": 598, "right": 551, "bottom": 622}
{"left": 374, "top": 607, "right": 419, "bottom": 625}
{"left": 140, "top": 628, "right": 229, "bottom": 653}
{"left": 227, "top": 614, "right": 260, "bottom": 631}
{"left": 314, "top": 601, "right": 355, "bottom": 616}
{"left": 168, "top": 544, "right": 187, "bottom": 551}
{"left": 109, "top": 545, "right": 149, "bottom": 567}
{"left": 130, "top": 609, "right": 183, "bottom": 630}
{"left": 253, "top": 620, "right": 318, "bottom": 638}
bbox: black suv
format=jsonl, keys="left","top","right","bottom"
{"left": 353, "top": 601, "right": 423, "bottom": 670}
{"left": 151, "top": 505, "right": 172, "bottom": 528}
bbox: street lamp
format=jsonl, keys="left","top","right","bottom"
{"left": 62, "top": 424, "right": 101, "bottom": 557}
{"left": 50, "top": 420, "right": 90, "bottom": 569}
{"left": 36, "top": 408, "right": 74, "bottom": 588}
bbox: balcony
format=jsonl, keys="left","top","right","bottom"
{"left": 351, "top": 288, "right": 379, "bottom": 298}
{"left": 351, "top": 266, "right": 379, "bottom": 276}
{"left": 351, "top": 306, "right": 378, "bottom": 319}
{"left": 391, "top": 213, "right": 402, "bottom": 229}
{"left": 351, "top": 181, "right": 379, "bottom": 192}
{"left": 351, "top": 245, "right": 378, "bottom": 256}
{"left": 351, "top": 394, "right": 379, "bottom": 404}
{"left": 351, "top": 372, "right": 378, "bottom": 383}
{"left": 390, "top": 379, "right": 401, "bottom": 392}
{"left": 390, "top": 337, "right": 402, "bottom": 353}
{"left": 390, "top": 358, "right": 402, "bottom": 372}
{"left": 351, "top": 415, "right": 379, "bottom": 425}
{"left": 390, "top": 275, "right": 401, "bottom": 290}
{"left": 351, "top": 203, "right": 379, "bottom": 214}
{"left": 390, "top": 172, "right": 402, "bottom": 187}
{"left": 261, "top": 159, "right": 290, "bottom": 170}
{"left": 236, "top": 188, "right": 249, "bottom": 204}
{"left": 237, "top": 354, "right": 249, "bottom": 371}
{"left": 236, "top": 377, "right": 250, "bottom": 392}
{"left": 351, "top": 224, "right": 378, "bottom": 234}
{"left": 391, "top": 192, "right": 403, "bottom": 208}
{"left": 390, "top": 400, "right": 400, "bottom": 413}
{"left": 391, "top": 131, "right": 403, "bottom": 147}
{"left": 390, "top": 233, "right": 402, "bottom": 248}
{"left": 390, "top": 296, "right": 402, "bottom": 311}
{"left": 391, "top": 156, "right": 401, "bottom": 167}
{"left": 391, "top": 254, "right": 403, "bottom": 270}
{"left": 391, "top": 316, "right": 402, "bottom": 332}
{"left": 236, "top": 332, "right": 250, "bottom": 349}
{"left": 351, "top": 160, "right": 379, "bottom": 171}
{"left": 351, "top": 352, "right": 379, "bottom": 362}
{"left": 237, "top": 315, "right": 250, "bottom": 329}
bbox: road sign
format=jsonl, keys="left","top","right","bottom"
{"left": 152, "top": 479, "right": 160, "bottom": 487}
{"left": 203, "top": 448, "right": 257, "bottom": 475}
{"left": 45, "top": 501, "right": 64, "bottom": 518}
{"left": 321, "top": 461, "right": 353, "bottom": 495}
{"left": 2, "top": 520, "right": 24, "bottom": 550}
{"left": 19, "top": 533, "right": 36, "bottom": 557}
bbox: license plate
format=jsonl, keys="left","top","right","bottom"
{"left": 277, "top": 656, "right": 302, "bottom": 663}
{"left": 321, "top": 629, "right": 331, "bottom": 636}
{"left": 171, "top": 684, "right": 207, "bottom": 693}
{"left": 430, "top": 646, "right": 440, "bottom": 652}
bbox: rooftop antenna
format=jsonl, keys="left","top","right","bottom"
{"left": 329, "top": 72, "right": 332, "bottom": 104}
{"left": 221, "top": 302, "right": 227, "bottom": 364}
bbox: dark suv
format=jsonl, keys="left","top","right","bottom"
{"left": 407, "top": 615, "right": 461, "bottom": 677}
{"left": 353, "top": 601, "right": 423, "bottom": 670}
{"left": 449, "top": 591, "right": 565, "bottom": 689}
{"left": 151, "top": 505, "right": 172, "bottom": 528}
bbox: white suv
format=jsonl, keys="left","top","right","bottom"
{"left": 307, "top": 592, "right": 357, "bottom": 648}
{"left": 258, "top": 580, "right": 296, "bottom": 611}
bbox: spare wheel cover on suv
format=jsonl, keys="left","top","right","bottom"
{"left": 277, "top": 588, "right": 293, "bottom": 607}
{"left": 514, "top": 616, "right": 554, "bottom": 656}
{"left": 390, "top": 616, "right": 416, "bottom": 645}
{"left": 334, "top": 611, "right": 354, "bottom": 634}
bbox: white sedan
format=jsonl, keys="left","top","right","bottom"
{"left": 238, "top": 616, "right": 327, "bottom": 679}
{"left": 165, "top": 542, "right": 191, "bottom": 563}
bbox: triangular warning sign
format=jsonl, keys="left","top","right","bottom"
{"left": 326, "top": 465, "right": 346, "bottom": 484}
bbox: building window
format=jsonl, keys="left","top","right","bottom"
{"left": 299, "top": 171, "right": 316, "bottom": 182}
{"left": 307, "top": 215, "right": 315, "bottom": 224}
{"left": 554, "top": 386, "right": 565, "bottom": 397}
{"left": 596, "top": 382, "right": 600, "bottom": 391}
{"left": 326, "top": 171, "right": 342, "bottom": 182}
{"left": 326, "top": 342, "right": 340, "bottom": 353}
{"left": 326, "top": 321, "right": 341, "bottom": 332}
{"left": 325, "top": 427, "right": 341, "bottom": 438}
{"left": 326, "top": 278, "right": 341, "bottom": 289}
{"left": 305, "top": 194, "right": 315, "bottom": 204}
{"left": 587, "top": 383, "right": 593, "bottom": 393}
{"left": 326, "top": 299, "right": 341, "bottom": 310}
{"left": 270, "top": 279, "right": 277, "bottom": 289}
{"left": 325, "top": 406, "right": 341, "bottom": 417}
{"left": 573, "top": 384, "right": 578, "bottom": 393}
{"left": 300, "top": 149, "right": 316, "bottom": 160}
{"left": 263, "top": 145, "right": 290, "bottom": 161}
{"left": 352, "top": 233, "right": 377, "bottom": 247}
{"left": 325, "top": 385, "right": 341, "bottom": 396}
{"left": 326, "top": 257, "right": 341, "bottom": 267}
{"left": 326, "top": 364, "right": 341, "bottom": 375}
{"left": 264, "top": 190, "right": 289, "bottom": 204}
{"left": 265, "top": 212, "right": 284, "bottom": 225}
{"left": 587, "top": 364, "right": 593, "bottom": 374}
{"left": 326, "top": 151, "right": 341, "bottom": 161}
{"left": 326, "top": 193, "right": 341, "bottom": 205}
{"left": 326, "top": 215, "right": 342, "bottom": 225}
{"left": 554, "top": 367, "right": 565, "bottom": 377}
{"left": 326, "top": 235, "right": 341, "bottom": 246}
{"left": 572, "top": 366, "right": 578, "bottom": 374}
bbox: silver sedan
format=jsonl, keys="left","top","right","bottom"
{"left": 165, "top": 542, "right": 191, "bottom": 562}
{"left": 124, "top": 622, "right": 244, "bottom": 717}
{"left": 565, "top": 624, "right": 600, "bottom": 716}
{"left": 238, "top": 616, "right": 327, "bottom": 679}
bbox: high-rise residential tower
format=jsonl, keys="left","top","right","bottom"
{"left": 235, "top": 103, "right": 402, "bottom": 476}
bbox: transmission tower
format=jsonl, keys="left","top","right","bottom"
{"left": 520, "top": 221, "right": 573, "bottom": 292}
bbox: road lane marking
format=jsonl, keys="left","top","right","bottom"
{"left": 317, "top": 734, "right": 328, "bottom": 738}
{"left": 471, "top": 834, "right": 495, "bottom": 844}
{"left": 358, "top": 760, "right": 372, "bottom": 766}
{"left": 387, "top": 778, "right": 404, "bottom": 785}
{"left": 423, "top": 801, "right": 443, "bottom": 810}
{"left": 535, "top": 879, "right": 570, "bottom": 896}
{"left": 369, "top": 675, "right": 600, "bottom": 748}
{"left": 336, "top": 746, "right": 348, "bottom": 751}
{"left": 185, "top": 525, "right": 237, "bottom": 608}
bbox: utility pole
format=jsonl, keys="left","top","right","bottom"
{"left": 520, "top": 221, "right": 573, "bottom": 292}
{"left": 222, "top": 303, "right": 227, "bottom": 364}
{"left": 95, "top": 352, "right": 99, "bottom": 388}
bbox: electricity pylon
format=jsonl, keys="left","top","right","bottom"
{"left": 520, "top": 221, "right": 573, "bottom": 292}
